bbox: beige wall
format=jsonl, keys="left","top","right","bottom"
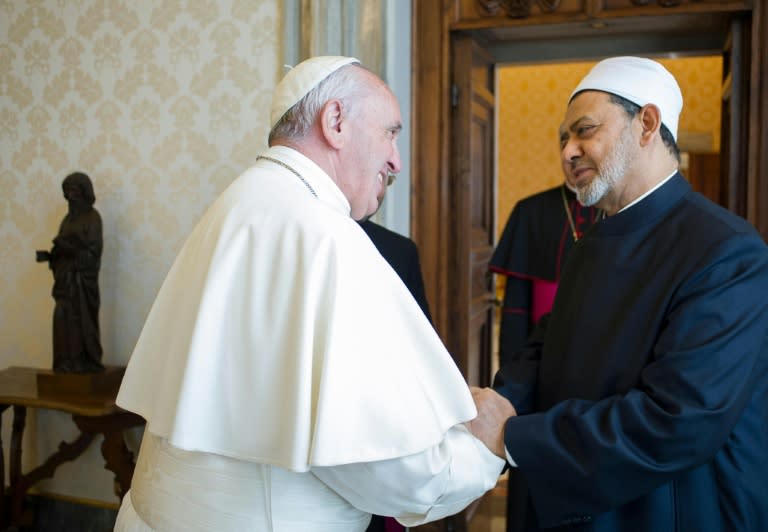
{"left": 1, "top": 0, "right": 279, "bottom": 504}
{"left": 496, "top": 56, "right": 723, "bottom": 236}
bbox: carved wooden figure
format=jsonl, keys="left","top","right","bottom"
{"left": 37, "top": 172, "right": 104, "bottom": 374}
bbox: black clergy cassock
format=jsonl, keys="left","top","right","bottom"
{"left": 490, "top": 184, "right": 600, "bottom": 367}
{"left": 359, "top": 219, "right": 432, "bottom": 323}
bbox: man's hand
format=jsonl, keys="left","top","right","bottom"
{"left": 467, "top": 386, "right": 517, "bottom": 459}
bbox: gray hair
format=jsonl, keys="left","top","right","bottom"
{"left": 268, "top": 63, "right": 368, "bottom": 145}
{"left": 607, "top": 93, "right": 680, "bottom": 163}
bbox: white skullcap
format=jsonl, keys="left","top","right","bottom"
{"left": 269, "top": 55, "right": 360, "bottom": 129}
{"left": 570, "top": 56, "right": 684, "bottom": 141}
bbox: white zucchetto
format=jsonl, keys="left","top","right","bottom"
{"left": 270, "top": 56, "right": 360, "bottom": 129}
{"left": 570, "top": 56, "right": 684, "bottom": 141}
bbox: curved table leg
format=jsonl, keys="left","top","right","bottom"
{"left": 73, "top": 412, "right": 145, "bottom": 499}
{"left": 0, "top": 404, "right": 8, "bottom": 528}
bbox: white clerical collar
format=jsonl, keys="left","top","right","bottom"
{"left": 263, "top": 145, "right": 352, "bottom": 217}
{"left": 617, "top": 170, "right": 677, "bottom": 213}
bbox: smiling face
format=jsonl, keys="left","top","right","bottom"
{"left": 337, "top": 73, "right": 403, "bottom": 220}
{"left": 559, "top": 91, "right": 639, "bottom": 210}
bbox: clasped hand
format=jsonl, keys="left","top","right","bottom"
{"left": 466, "top": 387, "right": 517, "bottom": 459}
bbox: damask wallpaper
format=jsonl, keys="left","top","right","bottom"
{"left": 497, "top": 56, "right": 723, "bottom": 237}
{"left": 1, "top": 0, "right": 279, "bottom": 504}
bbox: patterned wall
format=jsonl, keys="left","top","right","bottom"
{"left": 497, "top": 56, "right": 723, "bottom": 236}
{"left": 1, "top": 0, "right": 279, "bottom": 504}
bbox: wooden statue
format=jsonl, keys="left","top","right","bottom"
{"left": 37, "top": 172, "right": 104, "bottom": 374}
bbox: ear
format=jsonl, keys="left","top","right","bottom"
{"left": 638, "top": 104, "right": 662, "bottom": 146}
{"left": 319, "top": 99, "right": 345, "bottom": 150}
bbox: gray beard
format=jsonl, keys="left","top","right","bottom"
{"left": 576, "top": 126, "right": 634, "bottom": 207}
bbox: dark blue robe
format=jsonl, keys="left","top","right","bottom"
{"left": 495, "top": 174, "right": 768, "bottom": 531}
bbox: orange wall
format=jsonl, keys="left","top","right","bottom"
{"left": 496, "top": 56, "right": 723, "bottom": 236}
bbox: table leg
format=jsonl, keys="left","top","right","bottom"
{"left": 0, "top": 404, "right": 8, "bottom": 528}
{"left": 73, "top": 412, "right": 144, "bottom": 499}
{"left": 6, "top": 407, "right": 95, "bottom": 530}
{"left": 9, "top": 406, "right": 26, "bottom": 527}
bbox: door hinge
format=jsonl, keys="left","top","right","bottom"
{"left": 451, "top": 84, "right": 459, "bottom": 108}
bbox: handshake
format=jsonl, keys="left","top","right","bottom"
{"left": 467, "top": 386, "right": 517, "bottom": 459}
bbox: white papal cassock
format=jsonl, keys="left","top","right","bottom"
{"left": 114, "top": 146, "right": 504, "bottom": 531}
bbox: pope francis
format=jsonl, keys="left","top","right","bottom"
{"left": 113, "top": 56, "right": 505, "bottom": 531}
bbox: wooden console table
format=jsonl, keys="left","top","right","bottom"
{"left": 0, "top": 366, "right": 145, "bottom": 529}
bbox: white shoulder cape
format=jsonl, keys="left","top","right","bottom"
{"left": 117, "top": 146, "right": 476, "bottom": 472}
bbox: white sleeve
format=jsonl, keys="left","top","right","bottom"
{"left": 311, "top": 424, "right": 505, "bottom": 527}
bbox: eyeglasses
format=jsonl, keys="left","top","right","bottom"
{"left": 386, "top": 172, "right": 397, "bottom": 186}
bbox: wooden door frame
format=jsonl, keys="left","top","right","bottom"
{"left": 412, "top": 0, "right": 768, "bottom": 348}
{"left": 747, "top": 1, "right": 767, "bottom": 235}
{"left": 451, "top": 35, "right": 497, "bottom": 387}
{"left": 411, "top": 0, "right": 455, "bottom": 346}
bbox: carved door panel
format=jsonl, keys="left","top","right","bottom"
{"left": 452, "top": 0, "right": 752, "bottom": 27}
{"left": 686, "top": 152, "right": 721, "bottom": 204}
{"left": 748, "top": 2, "right": 768, "bottom": 240}
{"left": 449, "top": 35, "right": 496, "bottom": 390}
{"left": 596, "top": 0, "right": 752, "bottom": 13}
{"left": 415, "top": 32, "right": 497, "bottom": 532}
{"left": 409, "top": 28, "right": 498, "bottom": 532}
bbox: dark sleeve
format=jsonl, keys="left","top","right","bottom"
{"left": 359, "top": 221, "right": 432, "bottom": 323}
{"left": 491, "top": 187, "right": 567, "bottom": 366}
{"left": 401, "top": 240, "right": 432, "bottom": 324}
{"left": 493, "top": 312, "right": 548, "bottom": 415}
{"left": 489, "top": 187, "right": 567, "bottom": 282}
{"left": 504, "top": 234, "right": 768, "bottom": 528}
{"left": 497, "top": 276, "right": 532, "bottom": 367}
{"left": 489, "top": 200, "right": 528, "bottom": 275}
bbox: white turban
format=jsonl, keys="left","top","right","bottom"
{"left": 270, "top": 56, "right": 360, "bottom": 129}
{"left": 570, "top": 56, "right": 683, "bottom": 141}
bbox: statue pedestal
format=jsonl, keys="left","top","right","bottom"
{"left": 36, "top": 366, "right": 125, "bottom": 397}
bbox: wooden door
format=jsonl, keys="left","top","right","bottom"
{"left": 445, "top": 33, "right": 497, "bottom": 532}
{"left": 749, "top": 2, "right": 768, "bottom": 241}
{"left": 449, "top": 35, "right": 496, "bottom": 389}
{"left": 411, "top": 32, "right": 497, "bottom": 532}
{"left": 720, "top": 15, "right": 750, "bottom": 214}
{"left": 686, "top": 152, "right": 721, "bottom": 204}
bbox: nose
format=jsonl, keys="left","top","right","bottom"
{"left": 388, "top": 142, "right": 402, "bottom": 175}
{"left": 561, "top": 137, "right": 582, "bottom": 165}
